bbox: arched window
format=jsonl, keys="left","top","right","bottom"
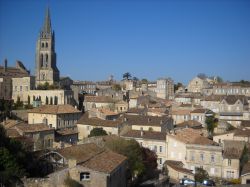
{"left": 46, "top": 42, "right": 48, "bottom": 48}
{"left": 41, "top": 43, "right": 44, "bottom": 48}
{"left": 45, "top": 54, "right": 48, "bottom": 62}
{"left": 40, "top": 54, "right": 43, "bottom": 67}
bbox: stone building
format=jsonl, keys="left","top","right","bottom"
{"left": 219, "top": 95, "right": 249, "bottom": 127}
{"left": 28, "top": 104, "right": 81, "bottom": 130}
{"left": 12, "top": 76, "right": 35, "bottom": 102}
{"left": 13, "top": 89, "right": 74, "bottom": 106}
{"left": 0, "top": 59, "right": 30, "bottom": 100}
{"left": 77, "top": 112, "right": 124, "bottom": 140}
{"left": 203, "top": 83, "right": 250, "bottom": 96}
{"left": 23, "top": 143, "right": 127, "bottom": 187}
{"left": 156, "top": 78, "right": 174, "bottom": 99}
{"left": 166, "top": 128, "right": 223, "bottom": 178}
{"left": 1, "top": 119, "right": 54, "bottom": 151}
{"left": 187, "top": 76, "right": 210, "bottom": 93}
{"left": 35, "top": 8, "right": 59, "bottom": 86}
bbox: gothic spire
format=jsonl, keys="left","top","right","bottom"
{"left": 42, "top": 7, "right": 52, "bottom": 34}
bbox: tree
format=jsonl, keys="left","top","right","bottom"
{"left": 133, "top": 77, "right": 139, "bottom": 82}
{"left": 174, "top": 82, "right": 183, "bottom": 92}
{"left": 197, "top": 73, "right": 207, "bottom": 79}
{"left": 88, "top": 128, "right": 108, "bottom": 137}
{"left": 206, "top": 115, "right": 217, "bottom": 136}
{"left": 112, "top": 84, "right": 121, "bottom": 91}
{"left": 123, "top": 72, "right": 132, "bottom": 80}
{"left": 141, "top": 148, "right": 158, "bottom": 179}
{"left": 141, "top": 79, "right": 148, "bottom": 84}
{"left": 195, "top": 167, "right": 209, "bottom": 183}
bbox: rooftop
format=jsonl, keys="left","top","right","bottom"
{"left": 57, "top": 143, "right": 127, "bottom": 173}
{"left": 123, "top": 114, "right": 171, "bottom": 127}
{"left": 84, "top": 96, "right": 114, "bottom": 103}
{"left": 28, "top": 105, "right": 81, "bottom": 114}
{"left": 77, "top": 112, "right": 122, "bottom": 127}
{"left": 169, "top": 128, "right": 217, "bottom": 146}
{"left": 122, "top": 130, "right": 166, "bottom": 141}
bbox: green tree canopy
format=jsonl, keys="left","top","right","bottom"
{"left": 194, "top": 167, "right": 209, "bottom": 182}
{"left": 206, "top": 115, "right": 218, "bottom": 136}
{"left": 123, "top": 72, "right": 132, "bottom": 80}
{"left": 88, "top": 128, "right": 108, "bottom": 137}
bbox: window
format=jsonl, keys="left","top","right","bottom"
{"left": 154, "top": 145, "right": 157, "bottom": 152}
{"left": 20, "top": 86, "right": 22, "bottom": 91}
{"left": 200, "top": 153, "right": 204, "bottom": 161}
{"left": 211, "top": 155, "right": 215, "bottom": 163}
{"left": 210, "top": 168, "right": 215, "bottom": 174}
{"left": 159, "top": 158, "right": 162, "bottom": 165}
{"left": 191, "top": 154, "right": 194, "bottom": 161}
{"left": 80, "top": 172, "right": 90, "bottom": 181}
{"left": 228, "top": 159, "right": 231, "bottom": 166}
{"left": 159, "top": 146, "right": 162, "bottom": 153}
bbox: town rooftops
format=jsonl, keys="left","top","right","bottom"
{"left": 241, "top": 121, "right": 250, "bottom": 128}
{"left": 223, "top": 140, "right": 245, "bottom": 159}
{"left": 84, "top": 96, "right": 114, "bottom": 103}
{"left": 171, "top": 109, "right": 191, "bottom": 115}
{"left": 234, "top": 129, "right": 250, "bottom": 137}
{"left": 190, "top": 108, "right": 211, "bottom": 114}
{"left": 28, "top": 104, "right": 81, "bottom": 114}
{"left": 222, "top": 95, "right": 248, "bottom": 105}
{"left": 168, "top": 128, "right": 217, "bottom": 146}
{"left": 57, "top": 143, "right": 127, "bottom": 173}
{"left": 56, "top": 128, "right": 78, "bottom": 136}
{"left": 176, "top": 120, "right": 203, "bottom": 129}
{"left": 123, "top": 114, "right": 171, "bottom": 127}
{"left": 165, "top": 160, "right": 194, "bottom": 175}
{"left": 242, "top": 162, "right": 250, "bottom": 176}
{"left": 202, "top": 95, "right": 226, "bottom": 102}
{"left": 77, "top": 112, "right": 122, "bottom": 127}
{"left": 122, "top": 130, "right": 166, "bottom": 141}
{"left": 15, "top": 123, "right": 54, "bottom": 133}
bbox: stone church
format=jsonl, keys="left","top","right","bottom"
{"left": 35, "top": 8, "right": 60, "bottom": 86}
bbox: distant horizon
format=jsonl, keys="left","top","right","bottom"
{"left": 0, "top": 0, "right": 250, "bottom": 85}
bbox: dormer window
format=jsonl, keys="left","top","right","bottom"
{"left": 80, "top": 172, "right": 90, "bottom": 181}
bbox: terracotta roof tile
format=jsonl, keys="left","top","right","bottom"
{"left": 16, "top": 123, "right": 54, "bottom": 133}
{"left": 57, "top": 143, "right": 127, "bottom": 173}
{"left": 122, "top": 130, "right": 166, "bottom": 141}
{"left": 77, "top": 112, "right": 122, "bottom": 127}
{"left": 123, "top": 114, "right": 171, "bottom": 127}
{"left": 28, "top": 105, "right": 81, "bottom": 114}
{"left": 80, "top": 150, "right": 127, "bottom": 173}
{"left": 84, "top": 96, "right": 114, "bottom": 103}
{"left": 169, "top": 128, "right": 217, "bottom": 145}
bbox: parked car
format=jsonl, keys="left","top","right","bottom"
{"left": 180, "top": 178, "right": 195, "bottom": 186}
{"left": 202, "top": 179, "right": 216, "bottom": 186}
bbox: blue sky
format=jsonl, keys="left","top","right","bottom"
{"left": 0, "top": 0, "right": 250, "bottom": 84}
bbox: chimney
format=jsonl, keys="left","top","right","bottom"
{"left": 4, "top": 59, "right": 7, "bottom": 72}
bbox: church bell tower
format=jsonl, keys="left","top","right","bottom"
{"left": 35, "top": 7, "right": 60, "bottom": 86}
